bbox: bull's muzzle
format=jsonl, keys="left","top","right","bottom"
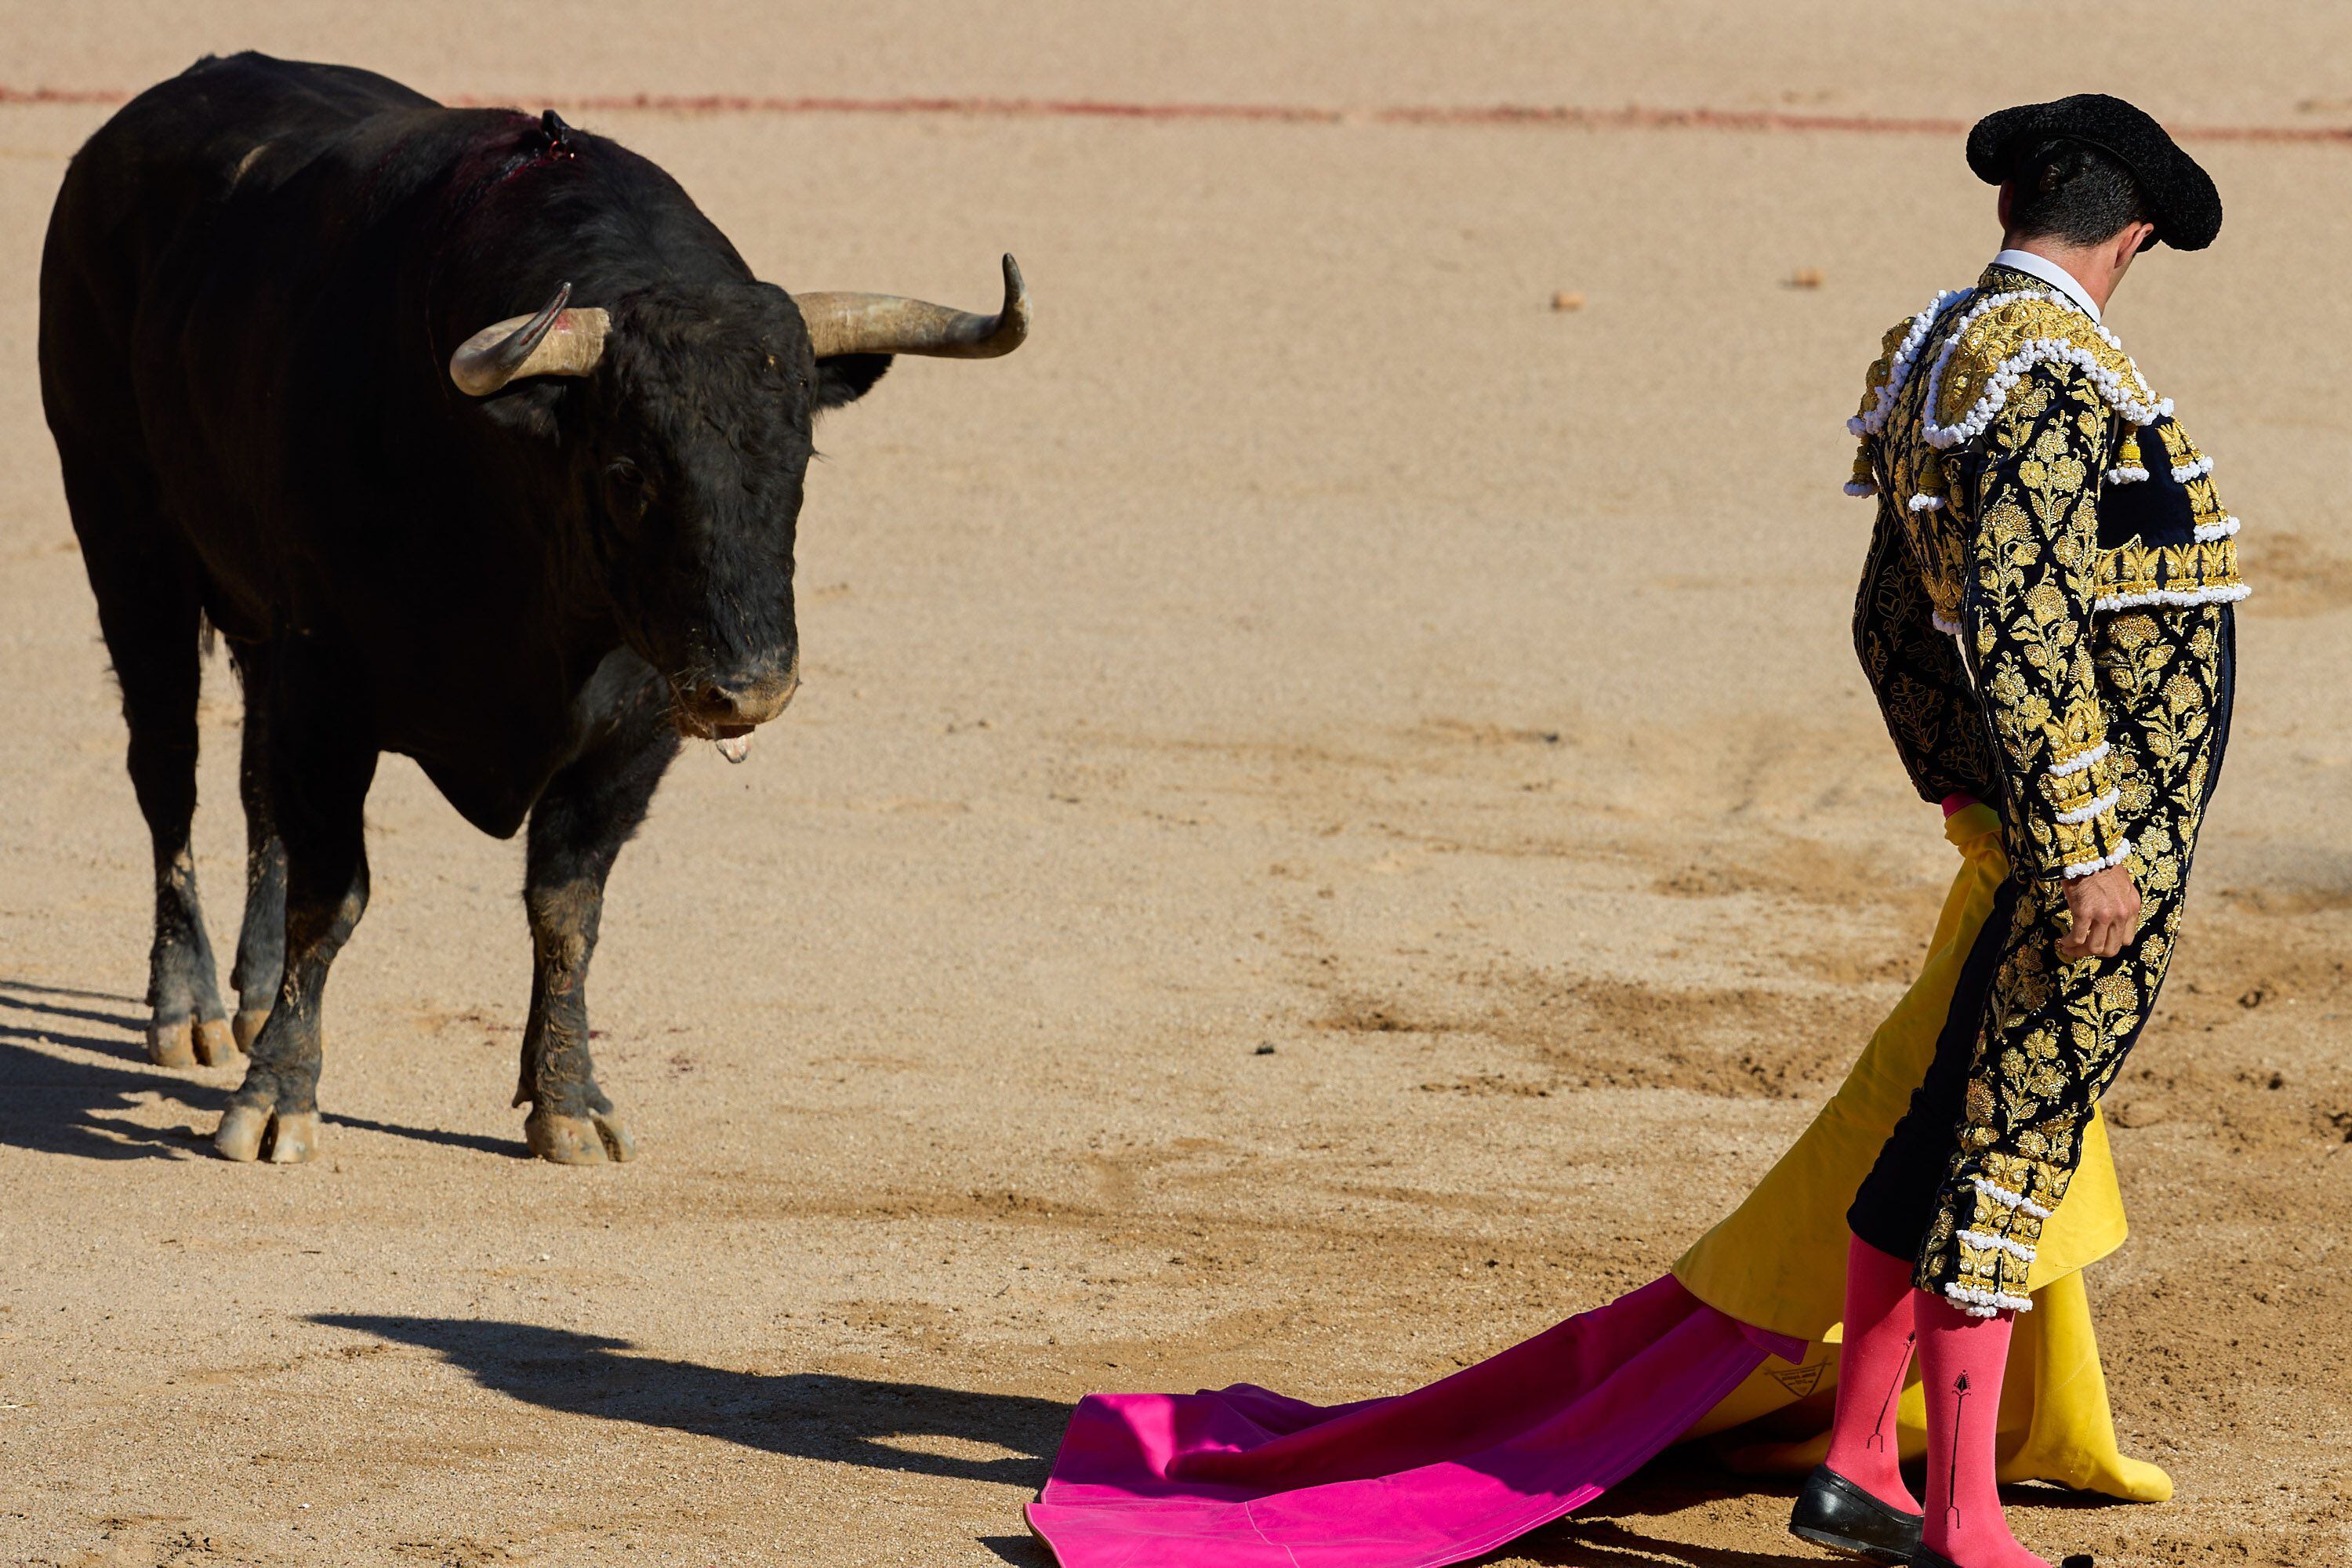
{"left": 677, "top": 661, "right": 800, "bottom": 761}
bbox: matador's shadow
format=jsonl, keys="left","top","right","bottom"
{"left": 0, "top": 977, "right": 518, "bottom": 1161}
{"left": 313, "top": 1315, "right": 1070, "bottom": 1490}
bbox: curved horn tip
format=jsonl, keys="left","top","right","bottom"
{"left": 997, "top": 254, "right": 1030, "bottom": 347}
{"left": 448, "top": 282, "right": 606, "bottom": 397}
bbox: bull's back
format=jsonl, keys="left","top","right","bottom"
{"left": 39, "top": 53, "right": 432, "bottom": 437}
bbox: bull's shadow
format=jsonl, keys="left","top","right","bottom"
{"left": 0, "top": 978, "right": 225, "bottom": 1160}
{"left": 312, "top": 1315, "right": 1069, "bottom": 1490}
{"left": 0, "top": 978, "right": 519, "bottom": 1161}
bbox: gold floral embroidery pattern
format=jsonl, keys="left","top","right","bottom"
{"left": 1963, "top": 364, "right": 2133, "bottom": 878}
{"left": 1918, "top": 604, "right": 2230, "bottom": 1309}
{"left": 1853, "top": 507, "right": 1996, "bottom": 805}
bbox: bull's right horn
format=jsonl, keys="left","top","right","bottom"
{"left": 449, "top": 281, "right": 612, "bottom": 396}
{"left": 794, "top": 254, "right": 1029, "bottom": 361}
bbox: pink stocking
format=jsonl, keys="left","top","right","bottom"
{"left": 1916, "top": 1291, "right": 2052, "bottom": 1567}
{"left": 1823, "top": 1234, "right": 1922, "bottom": 1513}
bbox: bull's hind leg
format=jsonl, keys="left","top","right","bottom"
{"left": 65, "top": 459, "right": 238, "bottom": 1069}
{"left": 515, "top": 685, "right": 680, "bottom": 1164}
{"left": 214, "top": 644, "right": 376, "bottom": 1163}
{"left": 226, "top": 641, "right": 286, "bottom": 1052}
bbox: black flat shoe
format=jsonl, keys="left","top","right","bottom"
{"left": 1788, "top": 1465, "right": 1926, "bottom": 1564}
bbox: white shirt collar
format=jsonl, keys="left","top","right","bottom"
{"left": 1991, "top": 249, "right": 2101, "bottom": 324}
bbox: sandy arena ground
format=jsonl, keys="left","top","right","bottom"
{"left": 2, "top": 5, "right": 2348, "bottom": 1564}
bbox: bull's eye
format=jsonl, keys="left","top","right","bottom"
{"left": 604, "top": 458, "right": 652, "bottom": 524}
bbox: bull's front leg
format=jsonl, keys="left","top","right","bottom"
{"left": 515, "top": 696, "right": 679, "bottom": 1164}
{"left": 214, "top": 649, "right": 377, "bottom": 1164}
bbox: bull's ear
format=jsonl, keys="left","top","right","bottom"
{"left": 476, "top": 380, "right": 566, "bottom": 441}
{"left": 815, "top": 353, "right": 891, "bottom": 411}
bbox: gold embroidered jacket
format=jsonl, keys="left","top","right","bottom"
{"left": 1847, "top": 263, "right": 2246, "bottom": 880}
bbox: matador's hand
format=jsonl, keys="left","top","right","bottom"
{"left": 2059, "top": 864, "right": 2141, "bottom": 960}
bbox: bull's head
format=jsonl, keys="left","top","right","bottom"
{"left": 447, "top": 256, "right": 1028, "bottom": 759}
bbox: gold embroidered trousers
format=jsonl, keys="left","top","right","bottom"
{"left": 1849, "top": 603, "right": 2234, "bottom": 1311}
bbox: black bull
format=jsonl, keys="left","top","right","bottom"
{"left": 37, "top": 53, "right": 1029, "bottom": 1164}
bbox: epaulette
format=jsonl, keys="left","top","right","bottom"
{"left": 1851, "top": 291, "right": 1967, "bottom": 440}
{"left": 1844, "top": 290, "right": 1969, "bottom": 497}
{"left": 1923, "top": 290, "right": 2169, "bottom": 451}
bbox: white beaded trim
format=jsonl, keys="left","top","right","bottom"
{"left": 2053, "top": 786, "right": 2121, "bottom": 826}
{"left": 2062, "top": 837, "right": 2133, "bottom": 880}
{"left": 2094, "top": 582, "right": 2252, "bottom": 613}
{"left": 1944, "top": 1284, "right": 2034, "bottom": 1317}
{"left": 1931, "top": 610, "right": 1964, "bottom": 637}
{"left": 1960, "top": 1229, "right": 2038, "bottom": 1262}
{"left": 2172, "top": 456, "right": 2213, "bottom": 482}
{"left": 1922, "top": 289, "right": 2169, "bottom": 452}
{"left": 2104, "top": 465, "right": 2149, "bottom": 485}
{"left": 1970, "top": 1175, "right": 2054, "bottom": 1220}
{"left": 2194, "top": 515, "right": 2241, "bottom": 543}
{"left": 1853, "top": 288, "right": 1970, "bottom": 438}
{"left": 1907, "top": 493, "right": 1945, "bottom": 513}
{"left": 1844, "top": 480, "right": 1877, "bottom": 498}
{"left": 2045, "top": 739, "right": 2110, "bottom": 779}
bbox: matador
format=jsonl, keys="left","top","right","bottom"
{"left": 1788, "top": 96, "right": 2241, "bottom": 1568}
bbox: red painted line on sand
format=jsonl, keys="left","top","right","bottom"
{"left": 4, "top": 83, "right": 2349, "bottom": 145}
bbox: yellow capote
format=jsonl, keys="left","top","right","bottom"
{"left": 1669, "top": 804, "right": 2171, "bottom": 1501}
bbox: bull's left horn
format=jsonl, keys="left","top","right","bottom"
{"left": 448, "top": 281, "right": 612, "bottom": 396}
{"left": 794, "top": 253, "right": 1029, "bottom": 360}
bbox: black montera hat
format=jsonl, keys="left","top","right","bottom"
{"left": 1967, "top": 93, "right": 2221, "bottom": 251}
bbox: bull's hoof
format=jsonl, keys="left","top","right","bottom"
{"left": 263, "top": 1111, "right": 320, "bottom": 1163}
{"left": 147, "top": 1020, "right": 199, "bottom": 1069}
{"left": 214, "top": 1105, "right": 318, "bottom": 1163}
{"left": 214, "top": 1104, "right": 270, "bottom": 1161}
{"left": 525, "top": 1108, "right": 636, "bottom": 1166}
{"left": 231, "top": 1009, "right": 270, "bottom": 1053}
{"left": 194, "top": 1017, "right": 242, "bottom": 1067}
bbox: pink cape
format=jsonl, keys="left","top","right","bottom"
{"left": 1025, "top": 1276, "right": 1805, "bottom": 1568}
